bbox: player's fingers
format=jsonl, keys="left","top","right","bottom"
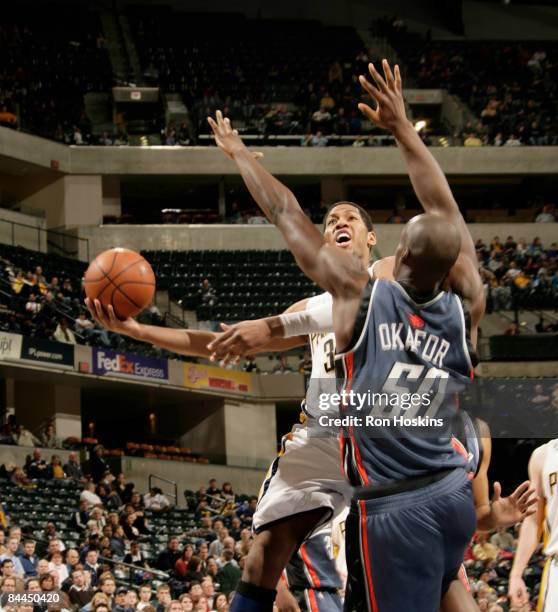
{"left": 358, "top": 103, "right": 380, "bottom": 124}
{"left": 358, "top": 75, "right": 382, "bottom": 101}
{"left": 216, "top": 109, "right": 223, "bottom": 126}
{"left": 85, "top": 298, "right": 97, "bottom": 319}
{"left": 368, "top": 62, "right": 389, "bottom": 93}
{"left": 519, "top": 492, "right": 538, "bottom": 510}
{"left": 210, "top": 333, "right": 242, "bottom": 357}
{"left": 207, "top": 327, "right": 236, "bottom": 351}
{"left": 107, "top": 305, "right": 117, "bottom": 324}
{"left": 220, "top": 323, "right": 231, "bottom": 331}
{"left": 492, "top": 481, "right": 502, "bottom": 502}
{"left": 93, "top": 299, "right": 106, "bottom": 321}
{"left": 382, "top": 58, "right": 395, "bottom": 89}
{"left": 394, "top": 64, "right": 403, "bottom": 92}
{"left": 511, "top": 480, "right": 530, "bottom": 500}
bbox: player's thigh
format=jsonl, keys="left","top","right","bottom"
{"left": 255, "top": 428, "right": 350, "bottom": 534}
{"left": 354, "top": 501, "right": 445, "bottom": 612}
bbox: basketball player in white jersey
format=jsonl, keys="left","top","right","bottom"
{"left": 509, "top": 440, "right": 558, "bottom": 610}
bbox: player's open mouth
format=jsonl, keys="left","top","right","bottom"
{"left": 335, "top": 231, "right": 352, "bottom": 249}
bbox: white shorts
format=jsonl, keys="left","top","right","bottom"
{"left": 539, "top": 557, "right": 558, "bottom": 611}
{"left": 253, "top": 423, "right": 353, "bottom": 534}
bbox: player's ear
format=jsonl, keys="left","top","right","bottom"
{"left": 367, "top": 231, "right": 377, "bottom": 248}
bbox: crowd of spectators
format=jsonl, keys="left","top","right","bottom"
{"left": 477, "top": 235, "right": 558, "bottom": 314}
{"left": 0, "top": 6, "right": 113, "bottom": 143}
{"left": 375, "top": 17, "right": 558, "bottom": 146}
{"left": 0, "top": 446, "right": 550, "bottom": 609}
{"left": 0, "top": 246, "right": 169, "bottom": 360}
{"left": 0, "top": 450, "right": 267, "bottom": 612}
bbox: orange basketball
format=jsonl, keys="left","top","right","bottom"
{"left": 84, "top": 248, "right": 155, "bottom": 319}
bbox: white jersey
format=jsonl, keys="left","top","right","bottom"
{"left": 303, "top": 264, "right": 376, "bottom": 419}
{"left": 542, "top": 439, "right": 558, "bottom": 557}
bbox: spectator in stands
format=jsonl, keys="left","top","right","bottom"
{"left": 14, "top": 426, "right": 40, "bottom": 448}
{"left": 137, "top": 585, "right": 153, "bottom": 610}
{"left": 25, "top": 449, "right": 48, "bottom": 477}
{"left": 144, "top": 488, "right": 170, "bottom": 512}
{"left": 90, "top": 445, "right": 110, "bottom": 484}
{"left": 73, "top": 500, "right": 90, "bottom": 532}
{"left": 215, "top": 550, "right": 240, "bottom": 597}
{"left": 68, "top": 568, "right": 94, "bottom": 608}
{"left": 464, "top": 133, "right": 483, "bottom": 147}
{"left": 155, "top": 538, "right": 181, "bottom": 572}
{"left": 535, "top": 203, "right": 556, "bottom": 223}
{"left": 272, "top": 355, "right": 294, "bottom": 374}
{"left": 242, "top": 356, "right": 259, "bottom": 373}
{"left": 75, "top": 312, "right": 111, "bottom": 347}
{"left": 199, "top": 279, "right": 217, "bottom": 308}
{"left": 208, "top": 528, "right": 229, "bottom": 558}
{"left": 18, "top": 540, "right": 38, "bottom": 578}
{"left": 505, "top": 133, "right": 522, "bottom": 146}
{"left": 83, "top": 549, "right": 100, "bottom": 586}
{"left": 80, "top": 482, "right": 102, "bottom": 508}
{"left": 155, "top": 584, "right": 172, "bottom": 612}
{"left": 64, "top": 452, "right": 84, "bottom": 481}
{"left": 54, "top": 318, "right": 76, "bottom": 344}
{"left": 0, "top": 539, "right": 25, "bottom": 578}
{"left": 310, "top": 131, "right": 328, "bottom": 147}
{"left": 504, "top": 322, "right": 521, "bottom": 336}
{"left": 25, "top": 293, "right": 42, "bottom": 316}
{"left": 41, "top": 423, "right": 60, "bottom": 449}
{"left": 473, "top": 532, "right": 499, "bottom": 563}
{"left": 48, "top": 550, "right": 69, "bottom": 584}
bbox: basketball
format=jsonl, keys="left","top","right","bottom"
{"left": 83, "top": 248, "right": 156, "bottom": 320}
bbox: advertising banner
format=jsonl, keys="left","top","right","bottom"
{"left": 183, "top": 362, "right": 253, "bottom": 394}
{"left": 0, "top": 332, "right": 22, "bottom": 360}
{"left": 92, "top": 349, "right": 168, "bottom": 382}
{"left": 20, "top": 337, "right": 74, "bottom": 367}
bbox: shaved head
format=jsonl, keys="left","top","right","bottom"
{"left": 394, "top": 214, "right": 461, "bottom": 291}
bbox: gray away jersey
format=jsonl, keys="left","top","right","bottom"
{"left": 336, "top": 279, "right": 474, "bottom": 486}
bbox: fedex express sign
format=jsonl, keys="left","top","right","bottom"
{"left": 92, "top": 349, "right": 168, "bottom": 382}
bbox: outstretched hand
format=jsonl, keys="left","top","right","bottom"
{"left": 85, "top": 297, "right": 141, "bottom": 338}
{"left": 207, "top": 110, "right": 263, "bottom": 161}
{"left": 490, "top": 480, "right": 537, "bottom": 528}
{"left": 358, "top": 59, "right": 408, "bottom": 134}
{"left": 206, "top": 320, "right": 273, "bottom": 365}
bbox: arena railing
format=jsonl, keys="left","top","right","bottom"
{"left": 148, "top": 474, "right": 178, "bottom": 507}
{"left": 0, "top": 218, "right": 90, "bottom": 261}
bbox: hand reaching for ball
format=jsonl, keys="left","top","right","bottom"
{"left": 85, "top": 298, "right": 141, "bottom": 339}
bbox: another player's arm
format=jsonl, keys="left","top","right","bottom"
{"left": 208, "top": 111, "right": 369, "bottom": 346}
{"left": 86, "top": 298, "right": 305, "bottom": 358}
{"left": 509, "top": 445, "right": 547, "bottom": 606}
{"left": 358, "top": 60, "right": 477, "bottom": 268}
{"left": 471, "top": 425, "right": 536, "bottom": 531}
{"left": 359, "top": 61, "right": 484, "bottom": 343}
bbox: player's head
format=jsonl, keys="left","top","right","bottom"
{"left": 393, "top": 214, "right": 460, "bottom": 292}
{"left": 323, "top": 202, "right": 376, "bottom": 265}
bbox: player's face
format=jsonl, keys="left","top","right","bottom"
{"left": 323, "top": 204, "right": 376, "bottom": 265}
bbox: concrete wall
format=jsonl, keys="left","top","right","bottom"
{"left": 69, "top": 145, "right": 558, "bottom": 177}
{"left": 122, "top": 455, "right": 266, "bottom": 499}
{"left": 464, "top": 1, "right": 558, "bottom": 40}
{"left": 80, "top": 223, "right": 558, "bottom": 260}
{"left": 3, "top": 130, "right": 558, "bottom": 177}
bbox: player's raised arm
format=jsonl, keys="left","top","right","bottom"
{"left": 207, "top": 111, "right": 369, "bottom": 299}
{"left": 358, "top": 59, "right": 476, "bottom": 267}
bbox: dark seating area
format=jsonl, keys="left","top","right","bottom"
{"left": 142, "top": 249, "right": 319, "bottom": 321}
{"left": 0, "top": 2, "right": 113, "bottom": 142}
{"left": 128, "top": 9, "right": 373, "bottom": 140}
